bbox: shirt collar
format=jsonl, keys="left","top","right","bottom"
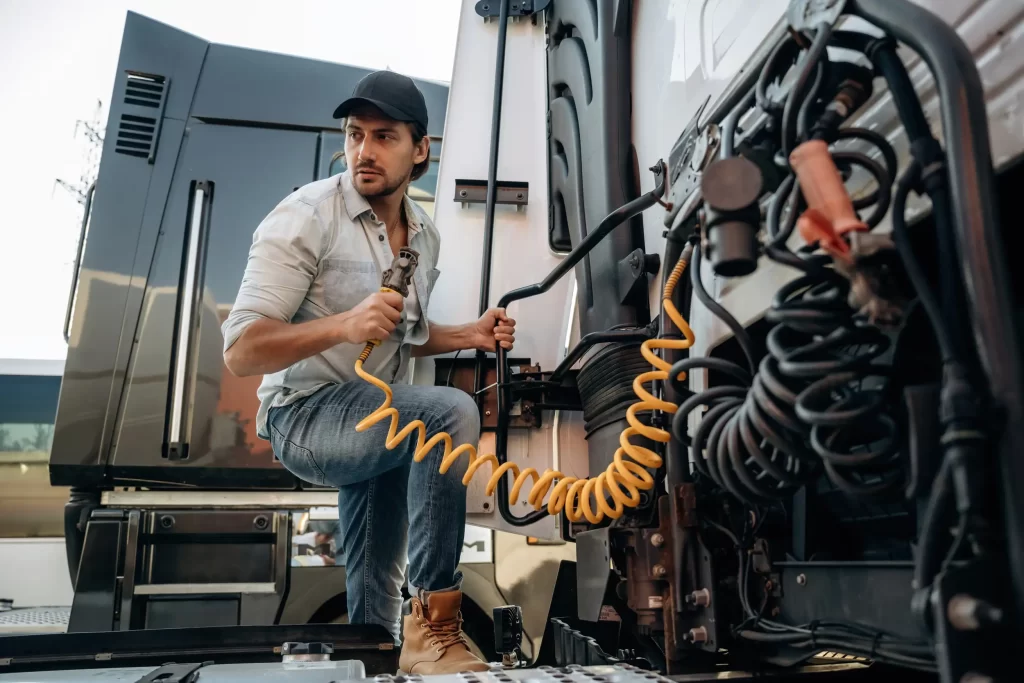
{"left": 340, "top": 170, "right": 372, "bottom": 221}
{"left": 340, "top": 170, "right": 423, "bottom": 235}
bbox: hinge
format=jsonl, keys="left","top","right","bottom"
{"left": 476, "top": 0, "right": 552, "bottom": 19}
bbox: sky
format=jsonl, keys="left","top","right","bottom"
{"left": 0, "top": 0, "right": 462, "bottom": 364}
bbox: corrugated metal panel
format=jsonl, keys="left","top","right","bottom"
{"left": 844, "top": 0, "right": 1024, "bottom": 205}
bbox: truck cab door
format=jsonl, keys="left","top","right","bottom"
{"left": 110, "top": 123, "right": 319, "bottom": 486}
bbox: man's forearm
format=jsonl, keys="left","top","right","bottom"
{"left": 412, "top": 321, "right": 479, "bottom": 357}
{"left": 225, "top": 316, "right": 347, "bottom": 377}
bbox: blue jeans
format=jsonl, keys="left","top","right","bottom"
{"left": 268, "top": 381, "right": 479, "bottom": 643}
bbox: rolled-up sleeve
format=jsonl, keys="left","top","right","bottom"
{"left": 221, "top": 198, "right": 323, "bottom": 352}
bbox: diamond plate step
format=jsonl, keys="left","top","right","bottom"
{"left": 0, "top": 607, "right": 70, "bottom": 635}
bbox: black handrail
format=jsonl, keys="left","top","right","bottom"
{"left": 64, "top": 182, "right": 96, "bottom": 343}
{"left": 493, "top": 163, "right": 666, "bottom": 526}
{"left": 474, "top": 0, "right": 511, "bottom": 407}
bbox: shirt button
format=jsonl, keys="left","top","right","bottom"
{"left": 379, "top": 234, "right": 385, "bottom": 241}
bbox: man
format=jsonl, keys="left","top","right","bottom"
{"left": 221, "top": 70, "right": 515, "bottom": 674}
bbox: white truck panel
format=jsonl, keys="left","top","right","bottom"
{"left": 415, "top": 1, "right": 584, "bottom": 538}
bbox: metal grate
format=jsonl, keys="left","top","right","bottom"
{"left": 115, "top": 113, "right": 158, "bottom": 159}
{"left": 114, "top": 72, "right": 168, "bottom": 163}
{"left": 123, "top": 73, "right": 165, "bottom": 108}
{"left": 0, "top": 607, "right": 70, "bottom": 634}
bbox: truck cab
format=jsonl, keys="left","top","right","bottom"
{"left": 11, "top": 0, "right": 1022, "bottom": 680}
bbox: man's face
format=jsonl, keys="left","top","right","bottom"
{"left": 345, "top": 106, "right": 429, "bottom": 199}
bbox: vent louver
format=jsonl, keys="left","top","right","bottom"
{"left": 114, "top": 72, "right": 170, "bottom": 164}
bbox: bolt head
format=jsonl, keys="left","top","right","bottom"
{"left": 652, "top": 564, "right": 667, "bottom": 578}
{"left": 796, "top": 573, "right": 807, "bottom": 586}
{"left": 686, "top": 626, "right": 708, "bottom": 643}
{"left": 650, "top": 533, "right": 665, "bottom": 548}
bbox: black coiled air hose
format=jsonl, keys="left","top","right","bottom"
{"left": 670, "top": 125, "right": 905, "bottom": 502}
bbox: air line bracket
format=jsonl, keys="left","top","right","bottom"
{"left": 475, "top": 0, "right": 551, "bottom": 20}
{"left": 454, "top": 179, "right": 529, "bottom": 210}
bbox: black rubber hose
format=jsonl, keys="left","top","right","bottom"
{"left": 891, "top": 163, "right": 956, "bottom": 363}
{"left": 796, "top": 61, "right": 826, "bottom": 142}
{"left": 782, "top": 23, "right": 834, "bottom": 158}
{"left": 829, "top": 151, "right": 892, "bottom": 228}
{"left": 722, "top": 88, "right": 757, "bottom": 158}
{"left": 690, "top": 243, "right": 757, "bottom": 374}
{"left": 756, "top": 35, "right": 800, "bottom": 111}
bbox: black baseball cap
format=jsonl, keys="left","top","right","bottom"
{"left": 332, "top": 70, "right": 428, "bottom": 130}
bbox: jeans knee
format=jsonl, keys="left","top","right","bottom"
{"left": 446, "top": 388, "right": 481, "bottom": 440}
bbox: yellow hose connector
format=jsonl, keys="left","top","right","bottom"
{"left": 354, "top": 253, "right": 695, "bottom": 523}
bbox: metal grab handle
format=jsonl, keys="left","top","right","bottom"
{"left": 64, "top": 183, "right": 97, "bottom": 343}
{"left": 164, "top": 181, "right": 214, "bottom": 461}
{"left": 492, "top": 163, "right": 667, "bottom": 527}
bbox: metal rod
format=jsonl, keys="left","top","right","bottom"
{"left": 493, "top": 164, "right": 666, "bottom": 527}
{"left": 474, "top": 0, "right": 511, "bottom": 404}
{"left": 851, "top": 0, "right": 1024, "bottom": 622}
{"left": 64, "top": 183, "right": 96, "bottom": 343}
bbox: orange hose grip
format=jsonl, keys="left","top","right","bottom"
{"left": 790, "top": 140, "right": 866, "bottom": 259}
{"left": 367, "top": 286, "right": 401, "bottom": 347}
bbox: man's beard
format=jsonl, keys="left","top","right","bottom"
{"left": 354, "top": 166, "right": 410, "bottom": 198}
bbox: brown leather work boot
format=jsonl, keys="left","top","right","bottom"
{"left": 398, "top": 589, "right": 490, "bottom": 674}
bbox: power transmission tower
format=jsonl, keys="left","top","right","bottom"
{"left": 54, "top": 99, "right": 105, "bottom": 206}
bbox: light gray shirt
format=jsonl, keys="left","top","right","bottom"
{"left": 222, "top": 170, "right": 441, "bottom": 440}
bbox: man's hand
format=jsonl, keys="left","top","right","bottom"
{"left": 473, "top": 308, "right": 516, "bottom": 352}
{"left": 342, "top": 291, "right": 404, "bottom": 344}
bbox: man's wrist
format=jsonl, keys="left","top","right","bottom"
{"left": 330, "top": 311, "right": 354, "bottom": 346}
{"left": 460, "top": 322, "right": 486, "bottom": 351}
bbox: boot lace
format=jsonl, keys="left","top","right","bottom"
{"left": 423, "top": 612, "right": 469, "bottom": 651}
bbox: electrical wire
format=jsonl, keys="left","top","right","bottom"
{"left": 890, "top": 161, "right": 957, "bottom": 364}
{"left": 352, "top": 254, "right": 696, "bottom": 525}
{"left": 446, "top": 350, "right": 462, "bottom": 387}
{"left": 730, "top": 547, "right": 936, "bottom": 671}
{"left": 782, "top": 23, "right": 834, "bottom": 158}
{"left": 689, "top": 243, "right": 757, "bottom": 374}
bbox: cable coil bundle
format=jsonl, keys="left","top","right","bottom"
{"left": 669, "top": 26, "right": 908, "bottom": 506}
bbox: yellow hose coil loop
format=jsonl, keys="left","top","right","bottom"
{"left": 353, "top": 257, "right": 695, "bottom": 523}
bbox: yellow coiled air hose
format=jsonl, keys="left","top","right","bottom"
{"left": 353, "top": 254, "right": 695, "bottom": 524}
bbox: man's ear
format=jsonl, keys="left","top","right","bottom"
{"left": 414, "top": 135, "right": 430, "bottom": 165}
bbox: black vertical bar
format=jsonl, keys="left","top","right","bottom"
{"left": 118, "top": 511, "right": 141, "bottom": 631}
{"left": 474, "top": 0, "right": 511, "bottom": 402}
{"left": 313, "top": 132, "right": 324, "bottom": 180}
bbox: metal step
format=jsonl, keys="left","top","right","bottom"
{"left": 0, "top": 607, "right": 70, "bottom": 635}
